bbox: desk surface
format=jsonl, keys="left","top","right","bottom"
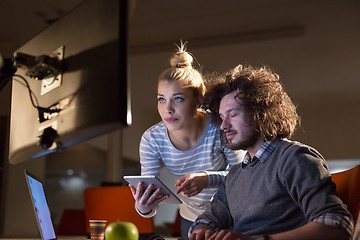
{"left": 0, "top": 238, "right": 178, "bottom": 240}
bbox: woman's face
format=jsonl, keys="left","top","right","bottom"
{"left": 157, "top": 80, "right": 199, "bottom": 132}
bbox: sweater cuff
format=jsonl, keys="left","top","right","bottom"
{"left": 188, "top": 219, "right": 219, "bottom": 238}
{"left": 135, "top": 204, "right": 158, "bottom": 218}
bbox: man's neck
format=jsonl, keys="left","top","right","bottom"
{"left": 247, "top": 137, "right": 266, "bottom": 159}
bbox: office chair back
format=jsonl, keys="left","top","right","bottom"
{"left": 84, "top": 186, "right": 154, "bottom": 235}
{"left": 331, "top": 164, "right": 360, "bottom": 222}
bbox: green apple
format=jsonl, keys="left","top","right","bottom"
{"left": 105, "top": 221, "right": 139, "bottom": 240}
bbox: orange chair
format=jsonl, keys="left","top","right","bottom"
{"left": 84, "top": 186, "right": 154, "bottom": 235}
{"left": 331, "top": 164, "right": 360, "bottom": 224}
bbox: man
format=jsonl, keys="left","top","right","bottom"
{"left": 189, "top": 65, "right": 354, "bottom": 240}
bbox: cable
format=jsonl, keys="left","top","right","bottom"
{"left": 13, "top": 74, "right": 61, "bottom": 123}
{"left": 13, "top": 74, "right": 40, "bottom": 108}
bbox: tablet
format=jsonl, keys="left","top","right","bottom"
{"left": 124, "top": 175, "right": 182, "bottom": 204}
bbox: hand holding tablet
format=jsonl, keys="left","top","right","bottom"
{"left": 124, "top": 175, "right": 182, "bottom": 204}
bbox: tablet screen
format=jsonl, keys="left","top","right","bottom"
{"left": 124, "top": 175, "right": 182, "bottom": 204}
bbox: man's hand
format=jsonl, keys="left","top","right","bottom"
{"left": 175, "top": 172, "right": 209, "bottom": 197}
{"left": 189, "top": 223, "right": 215, "bottom": 240}
{"left": 189, "top": 224, "right": 258, "bottom": 240}
{"left": 207, "top": 230, "right": 257, "bottom": 240}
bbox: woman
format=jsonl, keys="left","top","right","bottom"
{"left": 129, "top": 44, "right": 244, "bottom": 238}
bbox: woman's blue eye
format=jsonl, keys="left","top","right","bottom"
{"left": 158, "top": 97, "right": 165, "bottom": 103}
{"left": 174, "top": 97, "right": 184, "bottom": 102}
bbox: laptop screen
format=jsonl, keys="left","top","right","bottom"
{"left": 25, "top": 170, "right": 57, "bottom": 240}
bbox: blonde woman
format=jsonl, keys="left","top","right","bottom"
{"left": 129, "top": 44, "right": 244, "bottom": 238}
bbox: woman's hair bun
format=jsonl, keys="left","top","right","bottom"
{"left": 170, "top": 50, "right": 193, "bottom": 68}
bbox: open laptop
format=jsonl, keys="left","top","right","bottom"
{"left": 24, "top": 170, "right": 166, "bottom": 240}
{"left": 24, "top": 169, "right": 60, "bottom": 240}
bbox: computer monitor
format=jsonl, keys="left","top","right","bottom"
{"left": 9, "top": 0, "right": 131, "bottom": 164}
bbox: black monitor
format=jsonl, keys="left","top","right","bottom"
{"left": 8, "top": 0, "right": 131, "bottom": 164}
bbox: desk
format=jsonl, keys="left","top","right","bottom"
{"left": 0, "top": 237, "right": 179, "bottom": 240}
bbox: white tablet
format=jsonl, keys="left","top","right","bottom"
{"left": 124, "top": 175, "right": 182, "bottom": 204}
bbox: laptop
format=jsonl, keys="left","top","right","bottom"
{"left": 24, "top": 170, "right": 166, "bottom": 240}
{"left": 24, "top": 169, "right": 60, "bottom": 240}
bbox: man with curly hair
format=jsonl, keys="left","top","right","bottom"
{"left": 188, "top": 65, "right": 354, "bottom": 240}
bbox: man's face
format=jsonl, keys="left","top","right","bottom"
{"left": 219, "top": 90, "right": 259, "bottom": 150}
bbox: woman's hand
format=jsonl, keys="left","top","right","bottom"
{"left": 128, "top": 182, "right": 169, "bottom": 214}
{"left": 175, "top": 172, "right": 209, "bottom": 197}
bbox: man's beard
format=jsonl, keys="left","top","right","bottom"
{"left": 227, "top": 129, "right": 260, "bottom": 151}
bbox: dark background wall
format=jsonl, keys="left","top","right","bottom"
{"left": 0, "top": 0, "right": 359, "bottom": 237}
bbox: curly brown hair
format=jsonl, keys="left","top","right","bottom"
{"left": 203, "top": 64, "right": 299, "bottom": 141}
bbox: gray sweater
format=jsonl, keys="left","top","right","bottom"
{"left": 197, "top": 140, "right": 353, "bottom": 237}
